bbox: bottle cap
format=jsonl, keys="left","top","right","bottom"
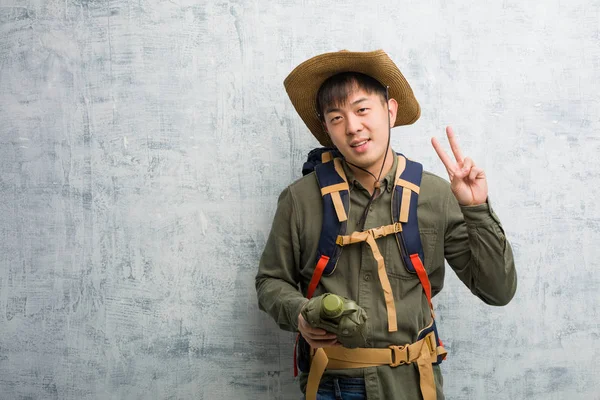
{"left": 322, "top": 294, "right": 344, "bottom": 317}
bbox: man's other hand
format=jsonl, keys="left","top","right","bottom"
{"left": 298, "top": 312, "right": 340, "bottom": 348}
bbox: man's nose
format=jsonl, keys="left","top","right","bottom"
{"left": 346, "top": 114, "right": 362, "bottom": 135}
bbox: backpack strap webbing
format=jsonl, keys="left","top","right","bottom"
{"left": 313, "top": 158, "right": 350, "bottom": 276}
{"left": 393, "top": 155, "right": 445, "bottom": 362}
{"left": 321, "top": 151, "right": 333, "bottom": 163}
{"left": 392, "top": 155, "right": 431, "bottom": 304}
{"left": 392, "top": 155, "right": 425, "bottom": 271}
{"left": 336, "top": 224, "right": 403, "bottom": 333}
{"left": 305, "top": 330, "right": 445, "bottom": 400}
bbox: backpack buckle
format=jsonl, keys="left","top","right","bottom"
{"left": 389, "top": 345, "right": 409, "bottom": 367}
{"left": 369, "top": 226, "right": 385, "bottom": 239}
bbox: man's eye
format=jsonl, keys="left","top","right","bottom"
{"left": 330, "top": 116, "right": 342, "bottom": 123}
{"left": 358, "top": 108, "right": 368, "bottom": 113}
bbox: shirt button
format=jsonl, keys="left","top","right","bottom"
{"left": 364, "top": 273, "right": 371, "bottom": 281}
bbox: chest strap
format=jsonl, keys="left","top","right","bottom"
{"left": 305, "top": 330, "right": 447, "bottom": 400}
{"left": 336, "top": 222, "right": 403, "bottom": 333}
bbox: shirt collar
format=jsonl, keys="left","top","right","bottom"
{"left": 341, "top": 151, "right": 398, "bottom": 193}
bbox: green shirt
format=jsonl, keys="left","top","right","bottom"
{"left": 255, "top": 152, "right": 517, "bottom": 399}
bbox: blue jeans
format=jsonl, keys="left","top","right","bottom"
{"left": 305, "top": 377, "right": 366, "bottom": 400}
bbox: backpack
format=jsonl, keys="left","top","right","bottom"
{"left": 295, "top": 148, "right": 446, "bottom": 375}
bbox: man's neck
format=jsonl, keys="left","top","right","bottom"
{"left": 347, "top": 149, "right": 395, "bottom": 195}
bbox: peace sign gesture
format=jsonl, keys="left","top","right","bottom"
{"left": 431, "top": 126, "right": 488, "bottom": 206}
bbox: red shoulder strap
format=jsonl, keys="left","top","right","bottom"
{"left": 306, "top": 255, "right": 330, "bottom": 299}
{"left": 294, "top": 255, "right": 330, "bottom": 377}
{"left": 410, "top": 254, "right": 432, "bottom": 309}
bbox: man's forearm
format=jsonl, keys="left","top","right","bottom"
{"left": 446, "top": 198, "right": 518, "bottom": 306}
{"left": 256, "top": 275, "right": 308, "bottom": 332}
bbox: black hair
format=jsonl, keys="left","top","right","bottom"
{"left": 316, "top": 72, "right": 387, "bottom": 121}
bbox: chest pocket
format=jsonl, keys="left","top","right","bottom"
{"left": 385, "top": 227, "right": 438, "bottom": 300}
{"left": 419, "top": 228, "right": 439, "bottom": 273}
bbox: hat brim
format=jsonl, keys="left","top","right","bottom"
{"left": 284, "top": 50, "right": 421, "bottom": 147}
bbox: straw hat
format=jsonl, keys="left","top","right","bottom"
{"left": 284, "top": 50, "right": 420, "bottom": 146}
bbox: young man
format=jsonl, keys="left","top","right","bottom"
{"left": 255, "top": 50, "right": 517, "bottom": 400}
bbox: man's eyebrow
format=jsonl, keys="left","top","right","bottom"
{"left": 350, "top": 97, "right": 369, "bottom": 106}
{"left": 324, "top": 106, "right": 341, "bottom": 114}
{"left": 324, "top": 98, "right": 369, "bottom": 114}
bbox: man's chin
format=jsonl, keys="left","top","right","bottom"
{"left": 338, "top": 147, "right": 370, "bottom": 161}
{"left": 340, "top": 154, "right": 374, "bottom": 169}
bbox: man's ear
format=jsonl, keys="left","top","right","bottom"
{"left": 387, "top": 98, "right": 398, "bottom": 125}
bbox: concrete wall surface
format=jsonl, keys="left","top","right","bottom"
{"left": 1, "top": 0, "right": 599, "bottom": 398}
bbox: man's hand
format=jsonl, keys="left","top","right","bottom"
{"left": 431, "top": 126, "right": 488, "bottom": 206}
{"left": 298, "top": 312, "right": 339, "bottom": 348}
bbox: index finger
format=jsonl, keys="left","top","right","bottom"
{"left": 304, "top": 327, "right": 337, "bottom": 341}
{"left": 431, "top": 137, "right": 455, "bottom": 172}
{"left": 303, "top": 324, "right": 329, "bottom": 335}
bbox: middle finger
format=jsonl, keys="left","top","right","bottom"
{"left": 446, "top": 126, "right": 464, "bottom": 164}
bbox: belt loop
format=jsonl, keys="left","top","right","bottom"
{"left": 333, "top": 378, "right": 342, "bottom": 400}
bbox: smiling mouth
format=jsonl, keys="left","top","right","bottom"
{"left": 350, "top": 139, "right": 370, "bottom": 148}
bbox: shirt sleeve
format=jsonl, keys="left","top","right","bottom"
{"left": 255, "top": 186, "right": 309, "bottom": 332}
{"left": 443, "top": 189, "right": 517, "bottom": 306}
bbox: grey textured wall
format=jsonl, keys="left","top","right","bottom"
{"left": 1, "top": 0, "right": 599, "bottom": 399}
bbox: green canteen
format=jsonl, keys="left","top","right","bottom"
{"left": 301, "top": 293, "right": 368, "bottom": 348}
